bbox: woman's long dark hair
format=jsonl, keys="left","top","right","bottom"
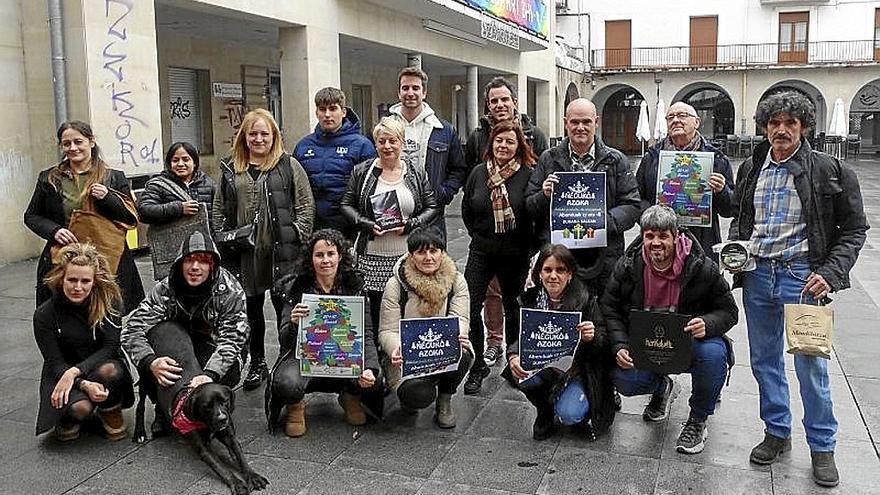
{"left": 482, "top": 120, "right": 538, "bottom": 166}
{"left": 48, "top": 121, "right": 108, "bottom": 194}
{"left": 530, "top": 244, "right": 579, "bottom": 288}
{"left": 164, "top": 141, "right": 201, "bottom": 173}
{"left": 297, "top": 229, "right": 361, "bottom": 290}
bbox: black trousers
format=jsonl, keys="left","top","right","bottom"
{"left": 246, "top": 290, "right": 285, "bottom": 363}
{"left": 270, "top": 353, "right": 382, "bottom": 405}
{"left": 397, "top": 348, "right": 474, "bottom": 409}
{"left": 464, "top": 247, "right": 530, "bottom": 371}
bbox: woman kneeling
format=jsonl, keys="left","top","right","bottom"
{"left": 379, "top": 228, "right": 473, "bottom": 428}
{"left": 507, "top": 244, "right": 616, "bottom": 440}
{"left": 34, "top": 243, "right": 134, "bottom": 441}
{"left": 266, "top": 229, "right": 381, "bottom": 437}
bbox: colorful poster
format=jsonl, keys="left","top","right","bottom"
{"left": 400, "top": 316, "right": 462, "bottom": 380}
{"left": 550, "top": 172, "right": 607, "bottom": 249}
{"left": 453, "top": 0, "right": 549, "bottom": 39}
{"left": 298, "top": 294, "right": 365, "bottom": 378}
{"left": 656, "top": 151, "right": 714, "bottom": 228}
{"left": 370, "top": 190, "right": 405, "bottom": 230}
{"left": 518, "top": 309, "right": 581, "bottom": 375}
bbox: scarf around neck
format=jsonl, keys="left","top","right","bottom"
{"left": 485, "top": 159, "right": 521, "bottom": 233}
{"left": 661, "top": 132, "right": 704, "bottom": 152}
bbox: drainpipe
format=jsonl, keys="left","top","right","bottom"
{"left": 48, "top": 0, "right": 68, "bottom": 127}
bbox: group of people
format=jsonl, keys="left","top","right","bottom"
{"left": 24, "top": 66, "right": 867, "bottom": 489}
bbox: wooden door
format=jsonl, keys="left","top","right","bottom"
{"left": 874, "top": 9, "right": 879, "bottom": 62}
{"left": 779, "top": 12, "right": 809, "bottom": 64}
{"left": 690, "top": 16, "right": 718, "bottom": 66}
{"left": 605, "top": 20, "right": 631, "bottom": 68}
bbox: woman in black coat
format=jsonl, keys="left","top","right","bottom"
{"left": 24, "top": 121, "right": 144, "bottom": 314}
{"left": 138, "top": 141, "right": 216, "bottom": 226}
{"left": 506, "top": 244, "right": 616, "bottom": 440}
{"left": 265, "top": 229, "right": 381, "bottom": 437}
{"left": 34, "top": 243, "right": 134, "bottom": 440}
{"left": 461, "top": 120, "right": 536, "bottom": 395}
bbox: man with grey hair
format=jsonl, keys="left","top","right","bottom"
{"left": 731, "top": 90, "right": 868, "bottom": 486}
{"left": 635, "top": 101, "right": 735, "bottom": 259}
{"left": 602, "top": 205, "right": 737, "bottom": 454}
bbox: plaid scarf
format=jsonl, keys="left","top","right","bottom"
{"left": 486, "top": 159, "right": 520, "bottom": 233}
{"left": 661, "top": 132, "right": 703, "bottom": 152}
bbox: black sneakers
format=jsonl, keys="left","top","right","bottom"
{"left": 676, "top": 417, "right": 708, "bottom": 454}
{"left": 643, "top": 376, "right": 674, "bottom": 422}
{"left": 463, "top": 365, "right": 490, "bottom": 395}
{"left": 243, "top": 360, "right": 269, "bottom": 391}
{"left": 749, "top": 431, "right": 792, "bottom": 465}
{"left": 811, "top": 451, "right": 839, "bottom": 487}
{"left": 483, "top": 345, "right": 503, "bottom": 366}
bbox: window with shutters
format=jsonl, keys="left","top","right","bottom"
{"left": 168, "top": 67, "right": 213, "bottom": 154}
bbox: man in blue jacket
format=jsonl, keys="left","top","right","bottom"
{"left": 294, "top": 87, "right": 376, "bottom": 237}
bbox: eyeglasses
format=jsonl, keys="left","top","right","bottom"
{"left": 665, "top": 112, "right": 697, "bottom": 122}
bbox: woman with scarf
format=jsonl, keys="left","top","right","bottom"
{"left": 34, "top": 243, "right": 134, "bottom": 441}
{"left": 461, "top": 120, "right": 537, "bottom": 395}
{"left": 378, "top": 228, "right": 473, "bottom": 428}
{"left": 265, "top": 229, "right": 381, "bottom": 438}
{"left": 506, "top": 244, "right": 616, "bottom": 440}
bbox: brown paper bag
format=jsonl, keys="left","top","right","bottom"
{"left": 784, "top": 298, "right": 833, "bottom": 359}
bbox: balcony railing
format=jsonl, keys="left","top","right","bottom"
{"left": 592, "top": 40, "right": 880, "bottom": 71}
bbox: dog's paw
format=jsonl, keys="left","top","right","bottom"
{"left": 229, "top": 479, "right": 250, "bottom": 495}
{"left": 131, "top": 431, "right": 148, "bottom": 444}
{"left": 244, "top": 470, "right": 269, "bottom": 491}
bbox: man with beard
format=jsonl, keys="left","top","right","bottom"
{"left": 464, "top": 77, "right": 549, "bottom": 367}
{"left": 730, "top": 91, "right": 868, "bottom": 487}
{"left": 635, "top": 101, "right": 735, "bottom": 259}
{"left": 387, "top": 67, "right": 467, "bottom": 238}
{"left": 122, "top": 231, "right": 249, "bottom": 435}
{"left": 602, "top": 205, "right": 737, "bottom": 454}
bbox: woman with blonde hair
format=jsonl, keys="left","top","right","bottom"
{"left": 213, "top": 108, "right": 315, "bottom": 391}
{"left": 34, "top": 243, "right": 134, "bottom": 441}
{"left": 24, "top": 120, "right": 144, "bottom": 313}
{"left": 341, "top": 117, "right": 439, "bottom": 331}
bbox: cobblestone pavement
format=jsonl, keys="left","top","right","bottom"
{"left": 0, "top": 157, "right": 878, "bottom": 494}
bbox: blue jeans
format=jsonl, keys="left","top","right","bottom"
{"left": 743, "top": 259, "right": 837, "bottom": 452}
{"left": 519, "top": 370, "right": 590, "bottom": 426}
{"left": 613, "top": 336, "right": 729, "bottom": 420}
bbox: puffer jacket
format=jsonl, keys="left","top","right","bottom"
{"left": 293, "top": 108, "right": 376, "bottom": 223}
{"left": 378, "top": 253, "right": 470, "bottom": 387}
{"left": 121, "top": 230, "right": 249, "bottom": 382}
{"left": 339, "top": 159, "right": 440, "bottom": 254}
{"left": 138, "top": 170, "right": 216, "bottom": 226}
{"left": 601, "top": 231, "right": 738, "bottom": 356}
{"left": 729, "top": 138, "right": 868, "bottom": 292}
{"left": 465, "top": 113, "right": 549, "bottom": 170}
{"left": 213, "top": 153, "right": 315, "bottom": 279}
{"left": 636, "top": 139, "right": 735, "bottom": 258}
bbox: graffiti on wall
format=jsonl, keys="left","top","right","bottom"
{"left": 219, "top": 99, "right": 246, "bottom": 145}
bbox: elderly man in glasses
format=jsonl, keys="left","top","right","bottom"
{"left": 635, "top": 101, "right": 735, "bottom": 259}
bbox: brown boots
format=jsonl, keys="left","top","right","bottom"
{"left": 283, "top": 402, "right": 306, "bottom": 438}
{"left": 338, "top": 392, "right": 367, "bottom": 426}
{"left": 98, "top": 406, "right": 126, "bottom": 441}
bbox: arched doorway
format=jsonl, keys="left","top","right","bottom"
{"left": 672, "top": 83, "right": 734, "bottom": 139}
{"left": 756, "top": 80, "right": 827, "bottom": 138}
{"left": 600, "top": 86, "right": 645, "bottom": 155}
{"left": 850, "top": 79, "right": 880, "bottom": 154}
{"left": 564, "top": 82, "right": 579, "bottom": 109}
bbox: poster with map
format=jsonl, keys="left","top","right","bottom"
{"left": 656, "top": 151, "right": 713, "bottom": 228}
{"left": 298, "top": 294, "right": 365, "bottom": 378}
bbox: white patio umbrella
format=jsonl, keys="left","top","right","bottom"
{"left": 653, "top": 98, "right": 667, "bottom": 141}
{"left": 828, "top": 98, "right": 847, "bottom": 137}
{"left": 636, "top": 100, "right": 652, "bottom": 155}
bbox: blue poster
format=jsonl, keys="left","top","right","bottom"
{"left": 400, "top": 316, "right": 462, "bottom": 380}
{"left": 518, "top": 308, "right": 581, "bottom": 374}
{"left": 550, "top": 172, "right": 607, "bottom": 249}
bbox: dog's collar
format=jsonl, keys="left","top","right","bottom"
{"left": 171, "top": 388, "right": 208, "bottom": 435}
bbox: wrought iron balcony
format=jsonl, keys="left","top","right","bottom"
{"left": 591, "top": 40, "right": 880, "bottom": 72}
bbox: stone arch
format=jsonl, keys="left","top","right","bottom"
{"left": 564, "top": 82, "right": 580, "bottom": 109}
{"left": 671, "top": 81, "right": 735, "bottom": 138}
{"left": 756, "top": 79, "right": 827, "bottom": 136}
{"left": 593, "top": 84, "right": 647, "bottom": 155}
{"left": 849, "top": 78, "right": 880, "bottom": 153}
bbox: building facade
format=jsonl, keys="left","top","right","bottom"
{"left": 557, "top": 0, "right": 880, "bottom": 155}
{"left": 1, "top": 0, "right": 558, "bottom": 264}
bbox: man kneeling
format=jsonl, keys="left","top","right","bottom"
{"left": 602, "top": 205, "right": 737, "bottom": 454}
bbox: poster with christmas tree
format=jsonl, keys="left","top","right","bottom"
{"left": 656, "top": 151, "right": 714, "bottom": 227}
{"left": 298, "top": 294, "right": 365, "bottom": 378}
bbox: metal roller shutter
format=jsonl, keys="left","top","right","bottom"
{"left": 168, "top": 66, "right": 202, "bottom": 148}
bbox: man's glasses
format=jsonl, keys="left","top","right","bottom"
{"left": 665, "top": 112, "right": 697, "bottom": 122}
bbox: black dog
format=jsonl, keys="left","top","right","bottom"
{"left": 132, "top": 322, "right": 268, "bottom": 494}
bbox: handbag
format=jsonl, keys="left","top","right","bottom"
{"left": 51, "top": 189, "right": 138, "bottom": 273}
{"left": 784, "top": 295, "right": 834, "bottom": 359}
{"left": 146, "top": 203, "right": 211, "bottom": 279}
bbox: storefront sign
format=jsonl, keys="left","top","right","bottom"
{"left": 852, "top": 84, "right": 880, "bottom": 112}
{"left": 456, "top": 0, "right": 549, "bottom": 40}
{"left": 212, "top": 82, "right": 243, "bottom": 99}
{"left": 481, "top": 15, "right": 519, "bottom": 49}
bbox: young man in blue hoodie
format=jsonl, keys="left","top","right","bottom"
{"left": 294, "top": 87, "right": 376, "bottom": 237}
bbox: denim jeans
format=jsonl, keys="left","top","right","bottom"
{"left": 743, "top": 258, "right": 837, "bottom": 452}
{"left": 519, "top": 369, "right": 590, "bottom": 426}
{"left": 612, "top": 336, "right": 729, "bottom": 420}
